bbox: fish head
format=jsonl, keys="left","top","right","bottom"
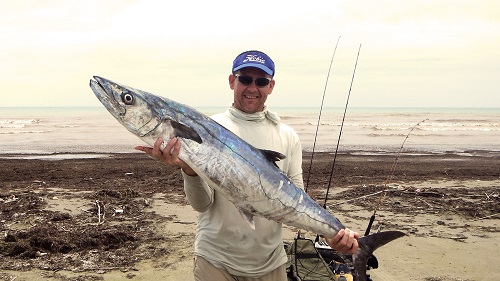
{"left": 90, "top": 76, "right": 166, "bottom": 138}
{"left": 90, "top": 76, "right": 202, "bottom": 146}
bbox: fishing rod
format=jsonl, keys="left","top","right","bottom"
{"left": 310, "top": 44, "right": 361, "bottom": 245}
{"left": 305, "top": 36, "right": 341, "bottom": 194}
{"left": 322, "top": 44, "right": 362, "bottom": 209}
{"left": 364, "top": 118, "right": 428, "bottom": 236}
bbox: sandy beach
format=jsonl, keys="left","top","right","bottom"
{"left": 0, "top": 151, "right": 499, "bottom": 280}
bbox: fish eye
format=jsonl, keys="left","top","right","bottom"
{"left": 121, "top": 92, "right": 135, "bottom": 105}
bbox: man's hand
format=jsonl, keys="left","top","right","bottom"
{"left": 325, "top": 228, "right": 359, "bottom": 254}
{"left": 135, "top": 137, "right": 197, "bottom": 176}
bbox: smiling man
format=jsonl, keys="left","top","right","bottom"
{"left": 230, "top": 51, "right": 276, "bottom": 113}
{"left": 136, "top": 50, "right": 359, "bottom": 281}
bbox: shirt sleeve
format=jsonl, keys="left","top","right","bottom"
{"left": 287, "top": 133, "right": 305, "bottom": 190}
{"left": 182, "top": 170, "right": 214, "bottom": 212}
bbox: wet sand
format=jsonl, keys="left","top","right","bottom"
{"left": 0, "top": 152, "right": 499, "bottom": 280}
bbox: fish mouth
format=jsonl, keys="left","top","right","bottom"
{"left": 90, "top": 76, "right": 126, "bottom": 118}
{"left": 90, "top": 76, "right": 161, "bottom": 137}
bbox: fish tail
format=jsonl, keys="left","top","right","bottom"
{"left": 353, "top": 230, "right": 405, "bottom": 281}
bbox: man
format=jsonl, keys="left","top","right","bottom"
{"left": 136, "top": 50, "right": 359, "bottom": 281}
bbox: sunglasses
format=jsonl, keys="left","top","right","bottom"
{"left": 235, "top": 74, "right": 272, "bottom": 87}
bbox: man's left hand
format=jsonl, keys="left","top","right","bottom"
{"left": 325, "top": 228, "right": 359, "bottom": 254}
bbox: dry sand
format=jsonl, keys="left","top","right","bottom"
{"left": 0, "top": 152, "right": 499, "bottom": 280}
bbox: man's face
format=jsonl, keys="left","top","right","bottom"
{"left": 229, "top": 68, "right": 275, "bottom": 114}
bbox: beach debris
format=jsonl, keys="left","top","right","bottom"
{"left": 35, "top": 251, "right": 48, "bottom": 257}
{"left": 331, "top": 188, "right": 397, "bottom": 205}
{"left": 417, "top": 197, "right": 437, "bottom": 209}
{"left": 3, "top": 195, "right": 19, "bottom": 204}
{"left": 449, "top": 234, "right": 468, "bottom": 241}
{"left": 95, "top": 200, "right": 105, "bottom": 224}
{"left": 485, "top": 192, "right": 498, "bottom": 200}
{"left": 472, "top": 213, "right": 500, "bottom": 221}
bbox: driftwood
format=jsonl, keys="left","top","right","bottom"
{"left": 396, "top": 190, "right": 444, "bottom": 198}
{"left": 96, "top": 200, "right": 105, "bottom": 224}
{"left": 473, "top": 213, "right": 500, "bottom": 221}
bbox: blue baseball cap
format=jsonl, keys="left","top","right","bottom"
{"left": 232, "top": 50, "right": 275, "bottom": 76}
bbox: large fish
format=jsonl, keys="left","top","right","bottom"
{"left": 90, "top": 76, "right": 404, "bottom": 280}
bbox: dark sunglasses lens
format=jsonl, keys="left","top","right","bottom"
{"left": 255, "top": 78, "right": 270, "bottom": 87}
{"left": 237, "top": 75, "right": 270, "bottom": 87}
{"left": 237, "top": 75, "right": 253, "bottom": 85}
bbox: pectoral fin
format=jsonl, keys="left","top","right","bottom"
{"left": 170, "top": 121, "right": 202, "bottom": 144}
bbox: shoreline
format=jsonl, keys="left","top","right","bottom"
{"left": 1, "top": 147, "right": 499, "bottom": 160}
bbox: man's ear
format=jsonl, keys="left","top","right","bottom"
{"left": 229, "top": 74, "right": 236, "bottom": 90}
{"left": 268, "top": 79, "right": 275, "bottom": 95}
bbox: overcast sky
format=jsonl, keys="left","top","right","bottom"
{"left": 1, "top": 0, "right": 499, "bottom": 108}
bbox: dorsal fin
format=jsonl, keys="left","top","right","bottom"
{"left": 261, "top": 149, "right": 286, "bottom": 168}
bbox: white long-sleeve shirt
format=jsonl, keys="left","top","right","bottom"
{"left": 182, "top": 106, "right": 304, "bottom": 277}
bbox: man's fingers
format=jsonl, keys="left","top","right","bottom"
{"left": 134, "top": 138, "right": 190, "bottom": 171}
{"left": 135, "top": 145, "right": 153, "bottom": 154}
{"left": 351, "top": 237, "right": 359, "bottom": 254}
{"left": 164, "top": 138, "right": 178, "bottom": 155}
{"left": 334, "top": 229, "right": 345, "bottom": 243}
{"left": 151, "top": 138, "right": 163, "bottom": 155}
{"left": 341, "top": 229, "right": 358, "bottom": 254}
{"left": 171, "top": 139, "right": 181, "bottom": 156}
{"left": 325, "top": 228, "right": 360, "bottom": 254}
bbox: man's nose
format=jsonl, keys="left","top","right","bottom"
{"left": 246, "top": 81, "right": 258, "bottom": 90}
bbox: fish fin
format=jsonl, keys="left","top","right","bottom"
{"left": 353, "top": 230, "right": 405, "bottom": 280}
{"left": 170, "top": 121, "right": 203, "bottom": 144}
{"left": 261, "top": 150, "right": 286, "bottom": 167}
{"left": 239, "top": 210, "right": 256, "bottom": 230}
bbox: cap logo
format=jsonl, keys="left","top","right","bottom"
{"left": 243, "top": 54, "right": 266, "bottom": 65}
{"left": 232, "top": 51, "right": 274, "bottom": 76}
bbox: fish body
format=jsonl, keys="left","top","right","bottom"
{"left": 90, "top": 76, "right": 404, "bottom": 280}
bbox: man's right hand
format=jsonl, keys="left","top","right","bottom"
{"left": 135, "top": 137, "right": 197, "bottom": 176}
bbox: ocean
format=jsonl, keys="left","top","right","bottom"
{"left": 1, "top": 107, "right": 499, "bottom": 158}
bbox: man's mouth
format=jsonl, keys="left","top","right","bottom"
{"left": 244, "top": 94, "right": 259, "bottom": 99}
